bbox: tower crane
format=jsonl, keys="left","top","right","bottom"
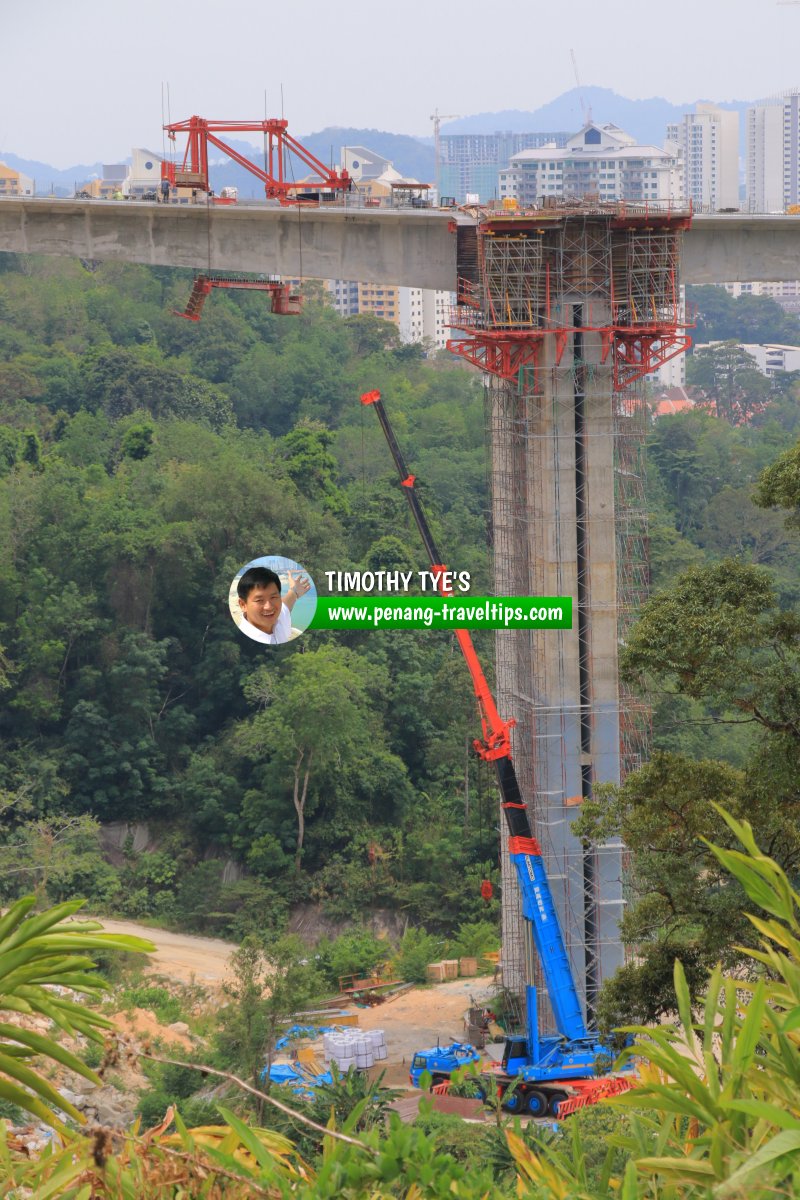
{"left": 430, "top": 108, "right": 460, "bottom": 201}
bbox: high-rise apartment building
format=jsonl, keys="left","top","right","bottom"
{"left": 440, "top": 131, "right": 570, "bottom": 203}
{"left": 325, "top": 280, "right": 453, "bottom": 350}
{"left": 498, "top": 122, "right": 681, "bottom": 205}
{"left": 398, "top": 288, "right": 452, "bottom": 348}
{"left": 746, "top": 91, "right": 800, "bottom": 211}
{"left": 667, "top": 103, "right": 739, "bottom": 210}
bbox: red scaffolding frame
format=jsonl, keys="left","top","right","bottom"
{"left": 447, "top": 203, "right": 693, "bottom": 391}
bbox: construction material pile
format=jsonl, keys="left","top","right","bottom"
{"left": 324, "top": 1029, "right": 388, "bottom": 1071}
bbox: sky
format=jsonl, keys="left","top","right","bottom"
{"left": 4, "top": 0, "right": 800, "bottom": 167}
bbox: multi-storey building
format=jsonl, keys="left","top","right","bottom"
{"left": 667, "top": 103, "right": 739, "bottom": 210}
{"left": 327, "top": 280, "right": 360, "bottom": 316}
{"left": 398, "top": 288, "right": 452, "bottom": 348}
{"left": 440, "top": 131, "right": 570, "bottom": 203}
{"left": 125, "top": 149, "right": 165, "bottom": 198}
{"left": 498, "top": 122, "right": 681, "bottom": 205}
{"left": 0, "top": 162, "right": 34, "bottom": 196}
{"left": 694, "top": 340, "right": 800, "bottom": 377}
{"left": 354, "top": 282, "right": 400, "bottom": 324}
{"left": 325, "top": 280, "right": 453, "bottom": 350}
{"left": 77, "top": 164, "right": 128, "bottom": 199}
{"left": 324, "top": 143, "right": 454, "bottom": 349}
{"left": 723, "top": 280, "right": 800, "bottom": 299}
{"left": 720, "top": 279, "right": 800, "bottom": 316}
{"left": 746, "top": 91, "right": 800, "bottom": 212}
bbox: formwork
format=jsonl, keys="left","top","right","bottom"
{"left": 451, "top": 201, "right": 691, "bottom": 1030}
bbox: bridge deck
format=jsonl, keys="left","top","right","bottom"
{"left": 1, "top": 198, "right": 799, "bottom": 288}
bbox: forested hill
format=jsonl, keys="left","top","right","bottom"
{"left": 0, "top": 258, "right": 497, "bottom": 938}
{"left": 0, "top": 257, "right": 799, "bottom": 1013}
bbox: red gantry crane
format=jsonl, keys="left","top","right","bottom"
{"left": 161, "top": 116, "right": 351, "bottom": 203}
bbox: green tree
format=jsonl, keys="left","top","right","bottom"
{"left": 688, "top": 282, "right": 800, "bottom": 344}
{"left": 120, "top": 421, "right": 156, "bottom": 460}
{"left": 237, "top": 646, "right": 402, "bottom": 869}
{"left": 620, "top": 559, "right": 800, "bottom": 737}
{"left": 754, "top": 434, "right": 800, "bottom": 528}
{"left": 0, "top": 813, "right": 117, "bottom": 906}
{"left": 215, "top": 933, "right": 323, "bottom": 1118}
{"left": 579, "top": 558, "right": 800, "bottom": 1025}
{"left": 281, "top": 419, "right": 349, "bottom": 514}
{"left": 687, "top": 339, "right": 771, "bottom": 424}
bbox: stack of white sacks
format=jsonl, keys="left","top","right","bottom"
{"left": 323, "top": 1029, "right": 388, "bottom": 1072}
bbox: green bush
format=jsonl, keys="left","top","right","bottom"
{"left": 158, "top": 1059, "right": 203, "bottom": 1100}
{"left": 120, "top": 985, "right": 183, "bottom": 1024}
{"left": 448, "top": 920, "right": 499, "bottom": 965}
{"left": 179, "top": 1095, "right": 224, "bottom": 1127}
{"left": 0, "top": 1097, "right": 25, "bottom": 1124}
{"left": 316, "top": 928, "right": 387, "bottom": 988}
{"left": 393, "top": 926, "right": 442, "bottom": 984}
{"left": 81, "top": 1040, "right": 103, "bottom": 1070}
{"left": 135, "top": 1087, "right": 173, "bottom": 1129}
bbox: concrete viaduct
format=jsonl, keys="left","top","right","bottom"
{"left": 1, "top": 195, "right": 796, "bottom": 1026}
{"left": 1, "top": 198, "right": 800, "bottom": 285}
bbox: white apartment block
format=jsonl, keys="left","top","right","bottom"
{"left": 326, "top": 280, "right": 360, "bottom": 316}
{"left": 694, "top": 340, "right": 800, "bottom": 376}
{"left": 746, "top": 91, "right": 800, "bottom": 211}
{"left": 498, "top": 122, "right": 681, "bottom": 206}
{"left": 399, "top": 288, "right": 453, "bottom": 349}
{"left": 741, "top": 342, "right": 800, "bottom": 375}
{"left": 723, "top": 280, "right": 800, "bottom": 299}
{"left": 653, "top": 348, "right": 687, "bottom": 389}
{"left": 325, "top": 280, "right": 453, "bottom": 350}
{"left": 651, "top": 284, "right": 687, "bottom": 388}
{"left": 666, "top": 103, "right": 739, "bottom": 210}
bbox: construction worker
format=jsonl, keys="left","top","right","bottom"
{"left": 160, "top": 178, "right": 170, "bottom": 203}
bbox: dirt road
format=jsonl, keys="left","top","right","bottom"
{"left": 87, "top": 916, "right": 239, "bottom": 986}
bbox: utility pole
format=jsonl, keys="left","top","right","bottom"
{"left": 430, "top": 108, "right": 460, "bottom": 201}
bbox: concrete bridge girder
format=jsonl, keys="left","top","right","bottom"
{"left": 0, "top": 199, "right": 458, "bottom": 291}
{"left": 4, "top": 201, "right": 800, "bottom": 287}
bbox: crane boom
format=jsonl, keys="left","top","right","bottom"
{"left": 361, "top": 389, "right": 589, "bottom": 1045}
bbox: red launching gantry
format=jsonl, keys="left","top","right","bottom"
{"left": 172, "top": 274, "right": 302, "bottom": 322}
{"left": 161, "top": 116, "right": 351, "bottom": 204}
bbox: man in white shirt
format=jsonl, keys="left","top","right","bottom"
{"left": 236, "top": 566, "right": 311, "bottom": 645}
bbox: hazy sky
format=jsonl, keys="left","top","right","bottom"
{"left": 4, "top": 0, "right": 799, "bottom": 166}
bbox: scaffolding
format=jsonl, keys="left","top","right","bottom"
{"left": 455, "top": 201, "right": 691, "bottom": 1030}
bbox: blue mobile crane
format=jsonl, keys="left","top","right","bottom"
{"left": 361, "top": 389, "right": 628, "bottom": 1118}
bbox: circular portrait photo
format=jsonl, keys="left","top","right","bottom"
{"left": 229, "top": 555, "right": 317, "bottom": 647}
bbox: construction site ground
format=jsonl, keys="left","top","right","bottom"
{"left": 358, "top": 977, "right": 498, "bottom": 1086}
{"left": 90, "top": 917, "right": 499, "bottom": 1087}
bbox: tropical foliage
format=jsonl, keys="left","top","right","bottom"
{"left": 0, "top": 895, "right": 153, "bottom": 1130}
{"left": 3, "top": 814, "right": 800, "bottom": 1196}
